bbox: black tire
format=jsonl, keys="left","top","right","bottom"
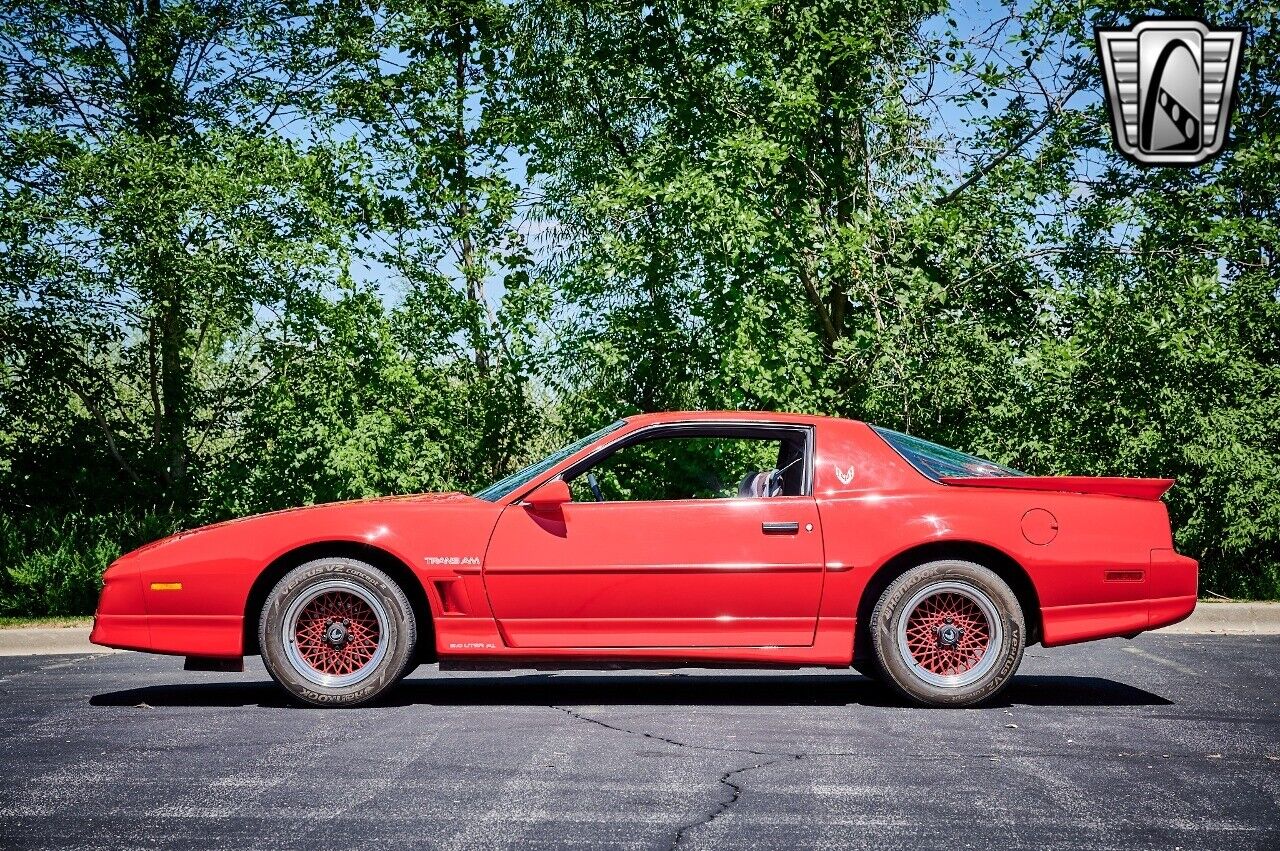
{"left": 259, "top": 557, "right": 417, "bottom": 707}
{"left": 870, "top": 559, "right": 1024, "bottom": 707}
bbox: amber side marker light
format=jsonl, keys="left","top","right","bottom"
{"left": 150, "top": 582, "right": 183, "bottom": 591}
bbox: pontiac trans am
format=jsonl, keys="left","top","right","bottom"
{"left": 91, "top": 411, "right": 1198, "bottom": 707}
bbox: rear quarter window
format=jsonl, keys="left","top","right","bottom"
{"left": 871, "top": 426, "right": 1024, "bottom": 481}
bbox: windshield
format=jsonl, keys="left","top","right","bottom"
{"left": 473, "top": 420, "right": 627, "bottom": 502}
{"left": 871, "top": 426, "right": 1024, "bottom": 481}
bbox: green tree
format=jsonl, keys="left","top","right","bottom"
{"left": 993, "top": 1, "right": 1280, "bottom": 596}
{"left": 325, "top": 0, "right": 553, "bottom": 484}
{"left": 514, "top": 1, "right": 1078, "bottom": 432}
{"left": 0, "top": 0, "right": 361, "bottom": 513}
{"left": 1, "top": 0, "right": 1276, "bottom": 613}
{"left": 517, "top": 0, "right": 1278, "bottom": 596}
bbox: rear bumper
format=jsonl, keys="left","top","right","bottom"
{"left": 1147, "top": 548, "right": 1199, "bottom": 630}
{"left": 1041, "top": 549, "right": 1198, "bottom": 646}
{"left": 1147, "top": 594, "right": 1198, "bottom": 631}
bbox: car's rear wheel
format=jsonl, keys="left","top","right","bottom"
{"left": 870, "top": 560, "right": 1024, "bottom": 707}
{"left": 259, "top": 557, "right": 416, "bottom": 706}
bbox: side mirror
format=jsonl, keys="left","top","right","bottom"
{"left": 523, "top": 478, "right": 571, "bottom": 513}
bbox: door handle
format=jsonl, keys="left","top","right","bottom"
{"left": 762, "top": 521, "right": 800, "bottom": 535}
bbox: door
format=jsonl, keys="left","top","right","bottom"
{"left": 480, "top": 426, "right": 826, "bottom": 648}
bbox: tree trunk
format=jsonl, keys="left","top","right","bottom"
{"left": 131, "top": 0, "right": 191, "bottom": 498}
{"left": 451, "top": 14, "right": 490, "bottom": 376}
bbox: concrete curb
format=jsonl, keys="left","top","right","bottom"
{"left": 0, "top": 628, "right": 113, "bottom": 657}
{"left": 0, "top": 603, "right": 1275, "bottom": 656}
{"left": 1154, "top": 601, "right": 1280, "bottom": 635}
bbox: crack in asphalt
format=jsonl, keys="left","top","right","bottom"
{"left": 548, "top": 704, "right": 1034, "bottom": 762}
{"left": 667, "top": 753, "right": 803, "bottom": 850}
{"left": 549, "top": 705, "right": 807, "bottom": 850}
{"left": 550, "top": 704, "right": 784, "bottom": 757}
{"left": 549, "top": 704, "right": 1185, "bottom": 848}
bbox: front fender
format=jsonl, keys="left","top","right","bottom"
{"left": 91, "top": 494, "right": 504, "bottom": 657}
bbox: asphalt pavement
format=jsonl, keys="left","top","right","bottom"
{"left": 0, "top": 635, "right": 1276, "bottom": 850}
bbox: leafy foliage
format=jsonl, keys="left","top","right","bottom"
{"left": 0, "top": 0, "right": 1276, "bottom": 612}
{"left": 0, "top": 510, "right": 175, "bottom": 616}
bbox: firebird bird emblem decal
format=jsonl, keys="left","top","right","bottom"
{"left": 835, "top": 465, "right": 856, "bottom": 485}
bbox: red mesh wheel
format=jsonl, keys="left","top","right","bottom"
{"left": 292, "top": 590, "right": 382, "bottom": 677}
{"left": 264, "top": 559, "right": 416, "bottom": 706}
{"left": 902, "top": 590, "right": 992, "bottom": 677}
{"left": 876, "top": 563, "right": 1020, "bottom": 704}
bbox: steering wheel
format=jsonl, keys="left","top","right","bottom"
{"left": 587, "top": 472, "right": 605, "bottom": 503}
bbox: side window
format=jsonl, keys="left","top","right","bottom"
{"left": 567, "top": 433, "right": 807, "bottom": 502}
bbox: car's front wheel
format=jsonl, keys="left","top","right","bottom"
{"left": 259, "top": 557, "right": 417, "bottom": 706}
{"left": 870, "top": 560, "right": 1024, "bottom": 707}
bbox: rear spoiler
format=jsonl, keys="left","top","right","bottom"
{"left": 939, "top": 476, "right": 1175, "bottom": 500}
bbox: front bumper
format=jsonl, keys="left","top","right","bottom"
{"left": 89, "top": 560, "right": 151, "bottom": 651}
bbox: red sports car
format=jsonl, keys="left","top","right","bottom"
{"left": 91, "top": 411, "right": 1198, "bottom": 707}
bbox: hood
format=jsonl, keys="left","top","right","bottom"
{"left": 124, "top": 492, "right": 476, "bottom": 557}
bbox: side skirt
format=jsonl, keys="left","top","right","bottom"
{"left": 439, "top": 659, "right": 851, "bottom": 672}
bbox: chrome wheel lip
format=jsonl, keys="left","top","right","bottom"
{"left": 896, "top": 580, "right": 1004, "bottom": 689}
{"left": 283, "top": 579, "right": 390, "bottom": 689}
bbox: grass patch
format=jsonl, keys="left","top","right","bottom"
{"left": 0, "top": 615, "right": 93, "bottom": 629}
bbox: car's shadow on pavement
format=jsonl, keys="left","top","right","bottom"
{"left": 90, "top": 672, "right": 1171, "bottom": 710}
